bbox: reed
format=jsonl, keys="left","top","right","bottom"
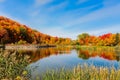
{"left": 0, "top": 50, "right": 30, "bottom": 80}
{"left": 43, "top": 64, "right": 120, "bottom": 80}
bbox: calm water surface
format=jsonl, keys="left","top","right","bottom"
{"left": 24, "top": 47, "right": 120, "bottom": 79}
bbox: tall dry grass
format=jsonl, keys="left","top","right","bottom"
{"left": 43, "top": 64, "right": 120, "bottom": 80}
{"left": 0, "top": 50, "right": 30, "bottom": 80}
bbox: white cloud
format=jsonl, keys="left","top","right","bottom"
{"left": 35, "top": 0, "right": 53, "bottom": 6}
{"left": 86, "top": 24, "right": 120, "bottom": 36}
{"left": 78, "top": 4, "right": 120, "bottom": 23}
{"left": 67, "top": 24, "right": 120, "bottom": 39}
{"left": 57, "top": 3, "right": 102, "bottom": 25}
{"left": 39, "top": 27, "right": 66, "bottom": 37}
{"left": 47, "top": 1, "right": 68, "bottom": 12}
{"left": 30, "top": 11, "right": 40, "bottom": 17}
{"left": 31, "top": 2, "right": 120, "bottom": 39}
{"left": 37, "top": 26, "right": 78, "bottom": 39}
{"left": 59, "top": 3, "right": 120, "bottom": 28}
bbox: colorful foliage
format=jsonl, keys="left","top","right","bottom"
{"left": 77, "top": 33, "right": 120, "bottom": 46}
{"left": 0, "top": 16, "right": 71, "bottom": 45}
{"left": 0, "top": 16, "right": 119, "bottom": 46}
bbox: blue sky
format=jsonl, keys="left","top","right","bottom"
{"left": 0, "top": 0, "right": 120, "bottom": 39}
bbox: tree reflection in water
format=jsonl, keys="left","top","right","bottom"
{"left": 77, "top": 48, "right": 120, "bottom": 61}
{"left": 6, "top": 47, "right": 120, "bottom": 63}
{"left": 15, "top": 47, "right": 72, "bottom": 63}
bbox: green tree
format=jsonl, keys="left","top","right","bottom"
{"left": 77, "top": 33, "right": 90, "bottom": 45}
{"left": 20, "top": 27, "right": 27, "bottom": 39}
{"left": 115, "top": 33, "right": 120, "bottom": 45}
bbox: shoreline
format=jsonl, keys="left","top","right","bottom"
{"left": 5, "top": 44, "right": 56, "bottom": 50}
{"left": 1, "top": 44, "right": 120, "bottom": 50}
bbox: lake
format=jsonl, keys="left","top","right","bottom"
{"left": 22, "top": 47, "right": 120, "bottom": 79}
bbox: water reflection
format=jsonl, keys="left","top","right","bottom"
{"left": 19, "top": 47, "right": 120, "bottom": 62}
{"left": 5, "top": 47, "right": 120, "bottom": 63}
{"left": 18, "top": 47, "right": 71, "bottom": 62}
{"left": 77, "top": 48, "right": 120, "bottom": 61}
{"left": 77, "top": 49, "right": 117, "bottom": 61}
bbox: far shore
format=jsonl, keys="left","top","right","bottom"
{"left": 4, "top": 44, "right": 56, "bottom": 50}
{"left": 1, "top": 44, "right": 120, "bottom": 50}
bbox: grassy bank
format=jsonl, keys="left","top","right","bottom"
{"left": 74, "top": 45, "right": 120, "bottom": 51}
{"left": 43, "top": 64, "right": 120, "bottom": 80}
{"left": 0, "top": 50, "right": 30, "bottom": 80}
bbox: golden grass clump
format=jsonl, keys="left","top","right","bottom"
{"left": 0, "top": 50, "right": 30, "bottom": 80}
{"left": 43, "top": 64, "right": 120, "bottom": 80}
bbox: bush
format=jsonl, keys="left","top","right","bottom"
{"left": 17, "top": 40, "right": 27, "bottom": 44}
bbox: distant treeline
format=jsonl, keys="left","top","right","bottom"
{"left": 74, "top": 33, "right": 120, "bottom": 46}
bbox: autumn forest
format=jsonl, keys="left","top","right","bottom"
{"left": 0, "top": 16, "right": 120, "bottom": 46}
{"left": 0, "top": 16, "right": 71, "bottom": 45}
